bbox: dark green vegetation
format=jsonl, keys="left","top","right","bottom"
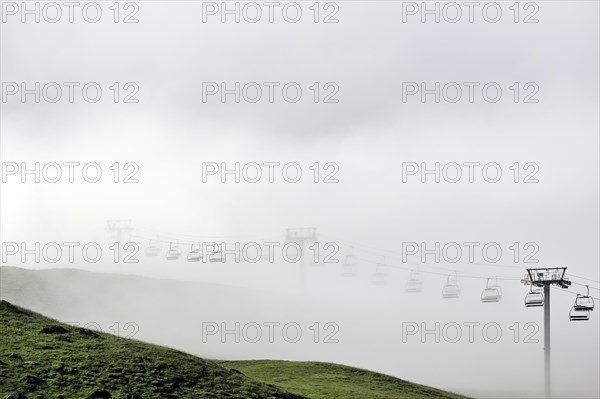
{"left": 220, "top": 361, "right": 468, "bottom": 399}
{"left": 0, "top": 300, "right": 306, "bottom": 399}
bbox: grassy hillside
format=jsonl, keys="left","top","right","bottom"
{"left": 0, "top": 300, "right": 468, "bottom": 399}
{"left": 0, "top": 266, "right": 296, "bottom": 362}
{"left": 220, "top": 361, "right": 468, "bottom": 399}
{"left": 0, "top": 300, "right": 306, "bottom": 399}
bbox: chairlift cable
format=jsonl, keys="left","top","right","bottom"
{"left": 566, "top": 273, "right": 600, "bottom": 284}
{"left": 127, "top": 229, "right": 597, "bottom": 291}
{"left": 568, "top": 280, "right": 600, "bottom": 291}
{"left": 550, "top": 286, "right": 600, "bottom": 301}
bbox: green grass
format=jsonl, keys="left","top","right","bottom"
{"left": 1, "top": 298, "right": 469, "bottom": 399}
{"left": 220, "top": 361, "right": 468, "bottom": 399}
{"left": 0, "top": 300, "right": 305, "bottom": 399}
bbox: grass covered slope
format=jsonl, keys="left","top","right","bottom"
{"left": 220, "top": 361, "right": 468, "bottom": 399}
{"left": 0, "top": 300, "right": 306, "bottom": 399}
{"left": 1, "top": 299, "right": 468, "bottom": 399}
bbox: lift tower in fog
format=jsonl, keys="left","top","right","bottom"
{"left": 285, "top": 227, "right": 317, "bottom": 288}
{"left": 524, "top": 267, "right": 571, "bottom": 399}
{"left": 105, "top": 220, "right": 133, "bottom": 246}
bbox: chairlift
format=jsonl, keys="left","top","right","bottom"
{"left": 166, "top": 242, "right": 181, "bottom": 260}
{"left": 371, "top": 262, "right": 390, "bottom": 286}
{"left": 208, "top": 243, "right": 224, "bottom": 263}
{"left": 187, "top": 243, "right": 202, "bottom": 262}
{"left": 145, "top": 240, "right": 161, "bottom": 257}
{"left": 574, "top": 286, "right": 595, "bottom": 311}
{"left": 341, "top": 254, "right": 357, "bottom": 277}
{"left": 569, "top": 306, "right": 590, "bottom": 321}
{"left": 442, "top": 273, "right": 460, "bottom": 299}
{"left": 481, "top": 277, "right": 502, "bottom": 303}
{"left": 209, "top": 250, "right": 224, "bottom": 263}
{"left": 405, "top": 270, "right": 423, "bottom": 293}
{"left": 524, "top": 285, "right": 544, "bottom": 307}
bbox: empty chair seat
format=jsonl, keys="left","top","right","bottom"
{"left": 481, "top": 277, "right": 502, "bottom": 303}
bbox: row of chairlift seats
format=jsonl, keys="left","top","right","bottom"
{"left": 524, "top": 275, "right": 595, "bottom": 321}
{"left": 349, "top": 256, "right": 595, "bottom": 320}
{"left": 342, "top": 256, "right": 394, "bottom": 286}
{"left": 147, "top": 241, "right": 318, "bottom": 262}
{"left": 409, "top": 268, "right": 595, "bottom": 322}
{"left": 343, "top": 255, "right": 503, "bottom": 302}
{"left": 379, "top": 265, "right": 595, "bottom": 322}
{"left": 146, "top": 246, "right": 596, "bottom": 320}
{"left": 438, "top": 273, "right": 503, "bottom": 302}
{"left": 145, "top": 242, "right": 224, "bottom": 262}
{"left": 408, "top": 270, "right": 595, "bottom": 322}
{"left": 145, "top": 246, "right": 488, "bottom": 299}
{"left": 352, "top": 259, "right": 596, "bottom": 322}
{"left": 150, "top": 237, "right": 321, "bottom": 263}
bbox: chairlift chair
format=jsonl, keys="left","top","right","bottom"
{"left": 145, "top": 240, "right": 161, "bottom": 257}
{"left": 574, "top": 286, "right": 595, "bottom": 311}
{"left": 341, "top": 254, "right": 357, "bottom": 277}
{"left": 208, "top": 244, "right": 224, "bottom": 263}
{"left": 569, "top": 306, "right": 590, "bottom": 321}
{"left": 442, "top": 273, "right": 460, "bottom": 298}
{"left": 187, "top": 243, "right": 203, "bottom": 262}
{"left": 405, "top": 270, "right": 423, "bottom": 293}
{"left": 371, "top": 263, "right": 390, "bottom": 286}
{"left": 209, "top": 251, "right": 224, "bottom": 263}
{"left": 481, "top": 277, "right": 502, "bottom": 303}
{"left": 524, "top": 285, "right": 544, "bottom": 307}
{"left": 166, "top": 242, "right": 181, "bottom": 260}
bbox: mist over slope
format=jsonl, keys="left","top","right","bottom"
{"left": 1, "top": 300, "right": 468, "bottom": 399}
{"left": 0, "top": 299, "right": 307, "bottom": 399}
{"left": 0, "top": 265, "right": 310, "bottom": 359}
{"left": 2, "top": 265, "right": 598, "bottom": 399}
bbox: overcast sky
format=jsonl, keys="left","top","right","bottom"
{"left": 1, "top": 1, "right": 599, "bottom": 398}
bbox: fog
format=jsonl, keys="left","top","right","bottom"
{"left": 1, "top": 1, "right": 599, "bottom": 398}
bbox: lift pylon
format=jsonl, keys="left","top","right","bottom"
{"left": 525, "top": 267, "right": 571, "bottom": 399}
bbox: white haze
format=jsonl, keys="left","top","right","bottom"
{"left": 1, "top": 1, "right": 599, "bottom": 398}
